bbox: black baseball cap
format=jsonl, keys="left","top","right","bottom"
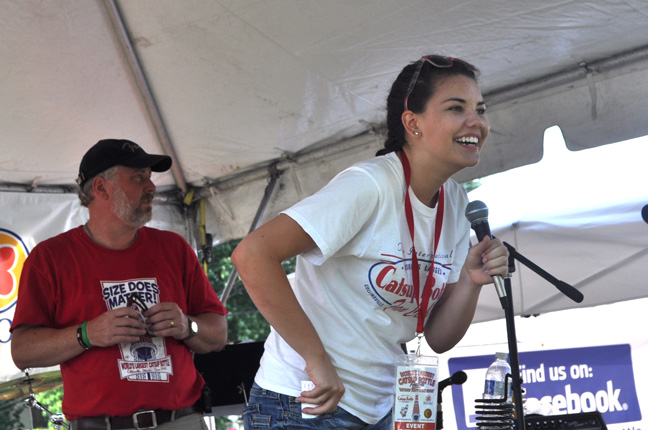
{"left": 76, "top": 139, "right": 172, "bottom": 187}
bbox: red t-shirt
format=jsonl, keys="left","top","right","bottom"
{"left": 11, "top": 226, "right": 227, "bottom": 420}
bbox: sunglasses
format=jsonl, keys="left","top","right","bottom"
{"left": 403, "top": 55, "right": 454, "bottom": 111}
{"left": 127, "top": 292, "right": 153, "bottom": 334}
{"left": 127, "top": 292, "right": 148, "bottom": 311}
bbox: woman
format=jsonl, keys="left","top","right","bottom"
{"left": 232, "top": 54, "right": 509, "bottom": 429}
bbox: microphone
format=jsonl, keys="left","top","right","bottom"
{"left": 437, "top": 371, "right": 467, "bottom": 429}
{"left": 642, "top": 204, "right": 648, "bottom": 224}
{"left": 438, "top": 370, "right": 467, "bottom": 393}
{"left": 465, "top": 200, "right": 507, "bottom": 302}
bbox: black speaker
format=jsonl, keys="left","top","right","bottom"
{"left": 194, "top": 341, "right": 264, "bottom": 408}
{"left": 523, "top": 412, "right": 607, "bottom": 429}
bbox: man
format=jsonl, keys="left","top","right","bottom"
{"left": 11, "top": 139, "right": 228, "bottom": 430}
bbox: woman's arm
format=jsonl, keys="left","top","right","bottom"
{"left": 231, "top": 214, "right": 345, "bottom": 414}
{"left": 424, "top": 236, "right": 508, "bottom": 352}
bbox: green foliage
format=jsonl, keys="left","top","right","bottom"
{"left": 201, "top": 238, "right": 296, "bottom": 343}
{"left": 200, "top": 239, "right": 295, "bottom": 429}
{"left": 462, "top": 178, "right": 482, "bottom": 193}
{"left": 34, "top": 386, "right": 65, "bottom": 429}
{"left": 212, "top": 415, "right": 239, "bottom": 429}
{"left": 0, "top": 397, "right": 25, "bottom": 430}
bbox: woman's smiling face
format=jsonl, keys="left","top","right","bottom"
{"left": 413, "top": 75, "right": 489, "bottom": 171}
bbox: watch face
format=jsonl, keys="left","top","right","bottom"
{"left": 190, "top": 319, "right": 198, "bottom": 334}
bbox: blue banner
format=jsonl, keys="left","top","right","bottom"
{"left": 448, "top": 344, "right": 641, "bottom": 429}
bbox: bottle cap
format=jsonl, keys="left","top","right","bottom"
{"left": 495, "top": 352, "right": 508, "bottom": 360}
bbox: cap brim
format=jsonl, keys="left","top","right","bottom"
{"left": 121, "top": 154, "right": 172, "bottom": 172}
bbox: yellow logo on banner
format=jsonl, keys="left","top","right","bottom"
{"left": 0, "top": 229, "right": 29, "bottom": 313}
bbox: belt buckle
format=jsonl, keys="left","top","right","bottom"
{"left": 132, "top": 410, "right": 157, "bottom": 429}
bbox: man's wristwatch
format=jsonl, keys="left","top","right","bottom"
{"left": 183, "top": 316, "right": 198, "bottom": 340}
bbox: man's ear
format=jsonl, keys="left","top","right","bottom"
{"left": 92, "top": 176, "right": 110, "bottom": 200}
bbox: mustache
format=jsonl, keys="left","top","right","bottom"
{"left": 141, "top": 193, "right": 155, "bottom": 203}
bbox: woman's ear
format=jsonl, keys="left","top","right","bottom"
{"left": 401, "top": 110, "right": 421, "bottom": 138}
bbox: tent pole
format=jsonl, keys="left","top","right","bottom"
{"left": 219, "top": 163, "right": 282, "bottom": 305}
{"left": 103, "top": 0, "right": 188, "bottom": 194}
{"left": 196, "top": 130, "right": 383, "bottom": 199}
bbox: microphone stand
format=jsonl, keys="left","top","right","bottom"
{"left": 500, "top": 241, "right": 583, "bottom": 429}
{"left": 502, "top": 272, "right": 525, "bottom": 430}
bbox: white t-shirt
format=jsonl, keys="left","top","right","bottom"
{"left": 255, "top": 152, "right": 471, "bottom": 424}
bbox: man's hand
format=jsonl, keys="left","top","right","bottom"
{"left": 143, "top": 302, "right": 189, "bottom": 339}
{"left": 85, "top": 307, "right": 148, "bottom": 347}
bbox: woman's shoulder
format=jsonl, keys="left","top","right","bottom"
{"left": 442, "top": 178, "right": 471, "bottom": 219}
{"left": 443, "top": 177, "right": 468, "bottom": 196}
{"left": 340, "top": 152, "right": 403, "bottom": 186}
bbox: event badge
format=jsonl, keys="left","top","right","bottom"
{"left": 393, "top": 353, "right": 438, "bottom": 430}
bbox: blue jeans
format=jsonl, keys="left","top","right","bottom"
{"left": 243, "top": 383, "right": 392, "bottom": 430}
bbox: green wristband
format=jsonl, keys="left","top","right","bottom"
{"left": 81, "top": 321, "right": 93, "bottom": 348}
{"left": 76, "top": 324, "right": 90, "bottom": 350}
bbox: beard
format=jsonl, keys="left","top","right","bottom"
{"left": 111, "top": 186, "right": 153, "bottom": 229}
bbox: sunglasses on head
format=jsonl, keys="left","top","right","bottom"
{"left": 403, "top": 55, "right": 454, "bottom": 111}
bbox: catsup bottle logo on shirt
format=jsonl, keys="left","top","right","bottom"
{"left": 0, "top": 229, "right": 29, "bottom": 313}
{"left": 366, "top": 256, "right": 449, "bottom": 317}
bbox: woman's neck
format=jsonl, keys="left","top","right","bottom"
{"left": 400, "top": 148, "right": 447, "bottom": 208}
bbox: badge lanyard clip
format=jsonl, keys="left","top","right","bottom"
{"left": 415, "top": 333, "right": 424, "bottom": 357}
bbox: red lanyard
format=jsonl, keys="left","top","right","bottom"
{"left": 400, "top": 152, "right": 445, "bottom": 334}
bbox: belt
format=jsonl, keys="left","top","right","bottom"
{"left": 70, "top": 404, "right": 202, "bottom": 430}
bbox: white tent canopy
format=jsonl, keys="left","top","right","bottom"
{"left": 468, "top": 129, "right": 648, "bottom": 322}
{"left": 2, "top": 0, "right": 648, "bottom": 241}
{"left": 1, "top": 1, "right": 648, "bottom": 320}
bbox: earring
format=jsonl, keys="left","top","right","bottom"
{"left": 413, "top": 131, "right": 420, "bottom": 136}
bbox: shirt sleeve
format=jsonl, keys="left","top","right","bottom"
{"left": 10, "top": 245, "right": 57, "bottom": 330}
{"left": 282, "top": 166, "right": 384, "bottom": 265}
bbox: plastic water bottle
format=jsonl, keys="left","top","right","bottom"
{"left": 478, "top": 353, "right": 514, "bottom": 429}
{"left": 483, "top": 352, "right": 512, "bottom": 400}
